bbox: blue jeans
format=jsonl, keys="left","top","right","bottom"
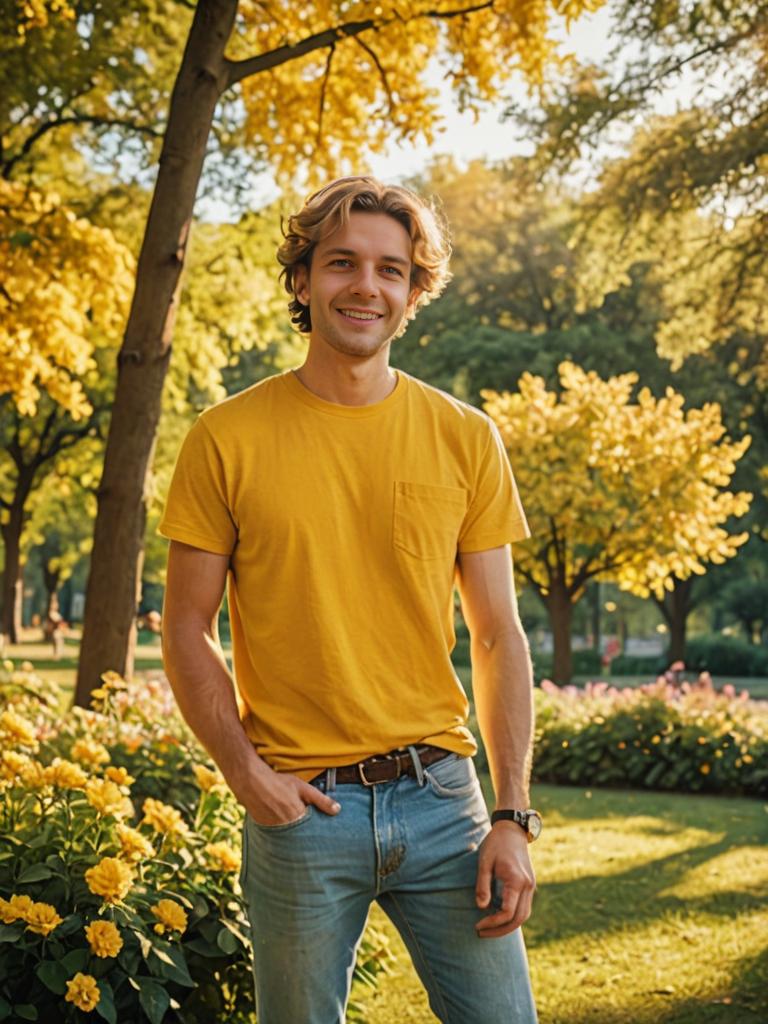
{"left": 239, "top": 752, "right": 538, "bottom": 1023}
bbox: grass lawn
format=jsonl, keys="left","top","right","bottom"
{"left": 355, "top": 782, "right": 768, "bottom": 1024}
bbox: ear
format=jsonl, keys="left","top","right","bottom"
{"left": 294, "top": 263, "right": 310, "bottom": 306}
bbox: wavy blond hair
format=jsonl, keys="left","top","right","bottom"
{"left": 277, "top": 176, "right": 452, "bottom": 335}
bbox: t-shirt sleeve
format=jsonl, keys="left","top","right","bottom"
{"left": 458, "top": 417, "right": 530, "bottom": 553}
{"left": 158, "top": 418, "right": 237, "bottom": 556}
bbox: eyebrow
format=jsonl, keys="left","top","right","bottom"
{"left": 322, "top": 247, "right": 410, "bottom": 267}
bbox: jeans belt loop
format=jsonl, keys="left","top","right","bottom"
{"left": 326, "top": 766, "right": 336, "bottom": 792}
{"left": 407, "top": 744, "right": 426, "bottom": 787}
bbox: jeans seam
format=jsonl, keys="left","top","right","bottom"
{"left": 387, "top": 891, "right": 453, "bottom": 1024}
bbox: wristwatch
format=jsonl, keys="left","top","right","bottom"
{"left": 490, "top": 808, "right": 543, "bottom": 843}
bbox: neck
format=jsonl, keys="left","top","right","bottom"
{"left": 293, "top": 342, "right": 397, "bottom": 406}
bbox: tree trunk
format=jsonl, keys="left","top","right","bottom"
{"left": 545, "top": 580, "right": 574, "bottom": 685}
{"left": 0, "top": 515, "right": 24, "bottom": 644}
{"left": 0, "top": 468, "right": 36, "bottom": 644}
{"left": 74, "top": 0, "right": 237, "bottom": 707}
{"left": 590, "top": 580, "right": 601, "bottom": 653}
{"left": 657, "top": 576, "right": 695, "bottom": 665}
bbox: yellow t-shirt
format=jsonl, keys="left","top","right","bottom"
{"left": 159, "top": 368, "right": 530, "bottom": 780}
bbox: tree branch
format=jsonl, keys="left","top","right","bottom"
{"left": 354, "top": 36, "right": 395, "bottom": 115}
{"left": 2, "top": 114, "right": 163, "bottom": 179}
{"left": 224, "top": 1, "right": 495, "bottom": 89}
{"left": 316, "top": 43, "right": 335, "bottom": 147}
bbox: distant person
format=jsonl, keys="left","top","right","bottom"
{"left": 160, "top": 176, "right": 541, "bottom": 1023}
{"left": 46, "top": 610, "right": 67, "bottom": 660}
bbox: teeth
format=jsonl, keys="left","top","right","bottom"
{"left": 340, "top": 309, "right": 381, "bottom": 320}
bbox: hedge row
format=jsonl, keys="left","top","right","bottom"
{"left": 529, "top": 676, "right": 768, "bottom": 796}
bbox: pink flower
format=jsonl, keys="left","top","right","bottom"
{"left": 670, "top": 660, "right": 685, "bottom": 672}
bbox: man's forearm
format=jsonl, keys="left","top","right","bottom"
{"left": 471, "top": 625, "right": 535, "bottom": 809}
{"left": 162, "top": 623, "right": 272, "bottom": 798}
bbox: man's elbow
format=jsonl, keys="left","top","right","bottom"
{"left": 470, "top": 618, "right": 529, "bottom": 654}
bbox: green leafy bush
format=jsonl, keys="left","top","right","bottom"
{"left": 608, "top": 654, "right": 665, "bottom": 676}
{"left": 530, "top": 649, "right": 603, "bottom": 680}
{"left": 531, "top": 675, "right": 768, "bottom": 796}
{"left": 0, "top": 664, "right": 391, "bottom": 1023}
{"left": 685, "top": 635, "right": 768, "bottom": 677}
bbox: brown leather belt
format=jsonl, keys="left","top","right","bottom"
{"left": 310, "top": 744, "right": 452, "bottom": 787}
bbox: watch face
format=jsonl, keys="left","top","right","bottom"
{"left": 527, "top": 811, "right": 543, "bottom": 841}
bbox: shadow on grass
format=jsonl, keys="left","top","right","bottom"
{"left": 524, "top": 786, "right": 768, "bottom": 1023}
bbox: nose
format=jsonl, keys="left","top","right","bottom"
{"left": 350, "top": 262, "right": 379, "bottom": 298}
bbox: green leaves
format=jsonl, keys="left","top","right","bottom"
{"left": 16, "top": 864, "right": 53, "bottom": 884}
{"left": 136, "top": 977, "right": 170, "bottom": 1024}
{"left": 35, "top": 960, "right": 68, "bottom": 995}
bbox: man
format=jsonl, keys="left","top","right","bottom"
{"left": 160, "top": 176, "right": 540, "bottom": 1024}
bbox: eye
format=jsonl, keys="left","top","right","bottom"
{"left": 381, "top": 265, "right": 403, "bottom": 276}
{"left": 329, "top": 258, "right": 353, "bottom": 267}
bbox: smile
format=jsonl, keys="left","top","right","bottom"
{"left": 337, "top": 309, "right": 384, "bottom": 321}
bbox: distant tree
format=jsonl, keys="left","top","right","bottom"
{"left": 506, "top": 0, "right": 768, "bottom": 376}
{"left": 484, "top": 361, "right": 751, "bottom": 682}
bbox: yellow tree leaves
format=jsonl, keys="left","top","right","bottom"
{"left": 0, "top": 181, "right": 133, "bottom": 419}
{"left": 9, "top": 0, "right": 74, "bottom": 40}
{"left": 230, "top": 0, "right": 605, "bottom": 183}
{"left": 483, "top": 361, "right": 752, "bottom": 601}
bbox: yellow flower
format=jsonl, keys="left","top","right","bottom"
{"left": 71, "top": 738, "right": 110, "bottom": 767}
{"left": 65, "top": 973, "right": 100, "bottom": 1013}
{"left": 85, "top": 857, "right": 134, "bottom": 903}
{"left": 25, "top": 901, "right": 63, "bottom": 936}
{"left": 0, "top": 893, "right": 34, "bottom": 923}
{"left": 44, "top": 758, "right": 88, "bottom": 789}
{"left": 700, "top": 763, "right": 711, "bottom": 775}
{"left": 100, "top": 671, "right": 127, "bottom": 689}
{"left": 85, "top": 779, "right": 131, "bottom": 818}
{"left": 205, "top": 841, "right": 240, "bottom": 872}
{"left": 193, "top": 764, "right": 224, "bottom": 793}
{"left": 20, "top": 758, "right": 47, "bottom": 789}
{"left": 1, "top": 750, "right": 31, "bottom": 781}
{"left": 89, "top": 688, "right": 108, "bottom": 701}
{"left": 115, "top": 823, "right": 154, "bottom": 863}
{"left": 0, "top": 709, "right": 37, "bottom": 746}
{"left": 141, "top": 798, "right": 190, "bottom": 840}
{"left": 151, "top": 899, "right": 187, "bottom": 936}
{"left": 85, "top": 920, "right": 123, "bottom": 958}
{"left": 105, "top": 766, "right": 134, "bottom": 786}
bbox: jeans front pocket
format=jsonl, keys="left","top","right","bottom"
{"left": 393, "top": 482, "right": 467, "bottom": 560}
{"left": 424, "top": 753, "right": 480, "bottom": 799}
{"left": 248, "top": 805, "right": 313, "bottom": 832}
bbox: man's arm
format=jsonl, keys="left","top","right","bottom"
{"left": 455, "top": 544, "right": 536, "bottom": 938}
{"left": 162, "top": 540, "right": 341, "bottom": 825}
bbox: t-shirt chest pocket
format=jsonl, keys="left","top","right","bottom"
{"left": 393, "top": 482, "right": 468, "bottom": 560}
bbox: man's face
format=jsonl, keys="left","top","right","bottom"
{"left": 293, "top": 211, "right": 418, "bottom": 360}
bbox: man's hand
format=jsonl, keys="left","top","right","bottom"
{"left": 235, "top": 766, "right": 341, "bottom": 827}
{"left": 475, "top": 822, "right": 536, "bottom": 938}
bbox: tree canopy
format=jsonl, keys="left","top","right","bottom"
{"left": 484, "top": 361, "right": 752, "bottom": 680}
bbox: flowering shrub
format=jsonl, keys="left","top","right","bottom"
{"left": 0, "top": 664, "right": 391, "bottom": 1022}
{"left": 530, "top": 673, "right": 768, "bottom": 796}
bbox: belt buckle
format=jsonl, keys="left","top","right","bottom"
{"left": 358, "top": 752, "right": 396, "bottom": 786}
